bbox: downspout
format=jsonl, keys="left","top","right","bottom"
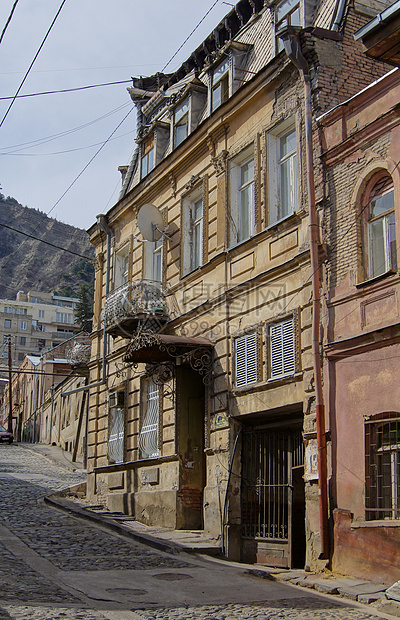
{"left": 61, "top": 214, "right": 111, "bottom": 397}
{"left": 279, "top": 27, "right": 329, "bottom": 559}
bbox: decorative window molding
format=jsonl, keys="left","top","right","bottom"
{"left": 365, "top": 412, "right": 400, "bottom": 521}
{"left": 107, "top": 388, "right": 126, "bottom": 464}
{"left": 266, "top": 119, "right": 299, "bottom": 226}
{"left": 139, "top": 377, "right": 161, "bottom": 460}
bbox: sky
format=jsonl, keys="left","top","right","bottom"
{"left": 0, "top": 0, "right": 232, "bottom": 231}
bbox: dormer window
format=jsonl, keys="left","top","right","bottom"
{"left": 212, "top": 57, "right": 230, "bottom": 112}
{"left": 174, "top": 98, "right": 189, "bottom": 147}
{"left": 276, "top": 0, "right": 301, "bottom": 52}
{"left": 141, "top": 134, "right": 154, "bottom": 178}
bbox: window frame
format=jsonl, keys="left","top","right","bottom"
{"left": 267, "top": 121, "right": 299, "bottom": 227}
{"left": 114, "top": 243, "right": 130, "bottom": 289}
{"left": 365, "top": 413, "right": 400, "bottom": 521}
{"left": 174, "top": 97, "right": 190, "bottom": 147}
{"left": 229, "top": 147, "right": 256, "bottom": 247}
{"left": 182, "top": 186, "right": 205, "bottom": 276}
{"left": 141, "top": 133, "right": 155, "bottom": 179}
{"left": 362, "top": 176, "right": 397, "bottom": 281}
{"left": 211, "top": 56, "right": 230, "bottom": 113}
{"left": 139, "top": 377, "right": 161, "bottom": 460}
{"left": 276, "top": 0, "right": 301, "bottom": 53}
{"left": 107, "top": 388, "right": 126, "bottom": 464}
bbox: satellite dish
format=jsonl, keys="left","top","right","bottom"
{"left": 137, "top": 204, "right": 164, "bottom": 242}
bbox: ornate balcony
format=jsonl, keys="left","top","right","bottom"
{"left": 104, "top": 280, "right": 169, "bottom": 337}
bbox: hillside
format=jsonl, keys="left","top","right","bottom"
{"left": 0, "top": 195, "right": 95, "bottom": 300}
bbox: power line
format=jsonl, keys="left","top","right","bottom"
{"left": 2, "top": 129, "right": 134, "bottom": 157}
{"left": 0, "top": 221, "right": 93, "bottom": 260}
{"left": 1, "top": 102, "right": 131, "bottom": 152}
{"left": 0, "top": 79, "right": 132, "bottom": 101}
{"left": 0, "top": 0, "right": 20, "bottom": 45}
{"left": 0, "top": 0, "right": 68, "bottom": 129}
{"left": 162, "top": 0, "right": 221, "bottom": 72}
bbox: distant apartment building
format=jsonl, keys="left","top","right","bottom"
{"left": 0, "top": 290, "right": 78, "bottom": 370}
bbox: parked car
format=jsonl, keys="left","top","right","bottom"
{"left": 0, "top": 425, "right": 13, "bottom": 444}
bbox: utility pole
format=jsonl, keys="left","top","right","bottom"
{"left": 7, "top": 335, "right": 13, "bottom": 434}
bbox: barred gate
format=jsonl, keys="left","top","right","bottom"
{"left": 241, "top": 427, "right": 304, "bottom": 556}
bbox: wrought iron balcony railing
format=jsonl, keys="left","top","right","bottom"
{"left": 104, "top": 280, "right": 169, "bottom": 337}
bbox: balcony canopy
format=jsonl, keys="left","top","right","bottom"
{"left": 124, "top": 332, "right": 213, "bottom": 365}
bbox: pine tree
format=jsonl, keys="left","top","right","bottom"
{"left": 74, "top": 284, "right": 93, "bottom": 332}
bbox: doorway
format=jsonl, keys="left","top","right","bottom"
{"left": 241, "top": 424, "right": 305, "bottom": 568}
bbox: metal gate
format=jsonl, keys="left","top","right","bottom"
{"left": 241, "top": 427, "right": 304, "bottom": 563}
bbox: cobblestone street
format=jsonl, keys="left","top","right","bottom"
{"left": 0, "top": 444, "right": 393, "bottom": 620}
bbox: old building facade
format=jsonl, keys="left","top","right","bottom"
{"left": 319, "top": 3, "right": 400, "bottom": 584}
{"left": 86, "top": 0, "right": 393, "bottom": 570}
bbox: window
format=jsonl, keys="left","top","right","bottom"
{"left": 234, "top": 332, "right": 258, "bottom": 388}
{"left": 365, "top": 413, "right": 400, "bottom": 520}
{"left": 18, "top": 353, "right": 24, "bottom": 361}
{"left": 144, "top": 235, "right": 163, "bottom": 283}
{"left": 38, "top": 310, "right": 45, "bottom": 318}
{"left": 31, "top": 296, "right": 41, "bottom": 304}
{"left": 19, "top": 337, "right": 26, "bottom": 346}
{"left": 139, "top": 379, "right": 160, "bottom": 459}
{"left": 212, "top": 57, "right": 229, "bottom": 112}
{"left": 4, "top": 319, "right": 11, "bottom": 329}
{"left": 229, "top": 150, "right": 255, "bottom": 246}
{"left": 268, "top": 125, "right": 298, "bottom": 225}
{"left": 115, "top": 245, "right": 130, "bottom": 289}
{"left": 364, "top": 177, "right": 396, "bottom": 279}
{"left": 107, "top": 390, "right": 125, "bottom": 464}
{"left": 3, "top": 306, "right": 14, "bottom": 313}
{"left": 276, "top": 0, "right": 301, "bottom": 52}
{"left": 174, "top": 98, "right": 189, "bottom": 147}
{"left": 141, "top": 134, "right": 154, "bottom": 178}
{"left": 16, "top": 307, "right": 27, "bottom": 315}
{"left": 3, "top": 335, "right": 8, "bottom": 344}
{"left": 20, "top": 321, "right": 27, "bottom": 330}
{"left": 56, "top": 312, "right": 74, "bottom": 324}
{"left": 36, "top": 339, "right": 46, "bottom": 349}
{"left": 182, "top": 194, "right": 204, "bottom": 274}
{"left": 269, "top": 316, "right": 295, "bottom": 379}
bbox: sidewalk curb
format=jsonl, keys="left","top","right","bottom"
{"left": 44, "top": 493, "right": 183, "bottom": 557}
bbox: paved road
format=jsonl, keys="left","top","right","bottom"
{"left": 0, "top": 444, "right": 389, "bottom": 620}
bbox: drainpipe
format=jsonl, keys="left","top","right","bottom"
{"left": 61, "top": 214, "right": 111, "bottom": 397}
{"left": 279, "top": 26, "right": 329, "bottom": 560}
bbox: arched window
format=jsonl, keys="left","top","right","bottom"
{"left": 363, "top": 176, "right": 396, "bottom": 279}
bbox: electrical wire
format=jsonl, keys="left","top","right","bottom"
{"left": 0, "top": 221, "right": 93, "bottom": 260}
{"left": 0, "top": 102, "right": 131, "bottom": 152}
{"left": 161, "top": 0, "right": 221, "bottom": 72}
{"left": 0, "top": 104, "right": 134, "bottom": 279}
{"left": 2, "top": 129, "right": 135, "bottom": 156}
{"left": 0, "top": 0, "right": 20, "bottom": 45}
{"left": 0, "top": 79, "right": 132, "bottom": 101}
{"left": 0, "top": 0, "right": 68, "bottom": 129}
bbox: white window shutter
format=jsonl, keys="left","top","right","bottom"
{"left": 235, "top": 332, "right": 258, "bottom": 387}
{"left": 270, "top": 317, "right": 295, "bottom": 379}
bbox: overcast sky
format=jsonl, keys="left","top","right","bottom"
{"left": 0, "top": 0, "right": 231, "bottom": 231}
